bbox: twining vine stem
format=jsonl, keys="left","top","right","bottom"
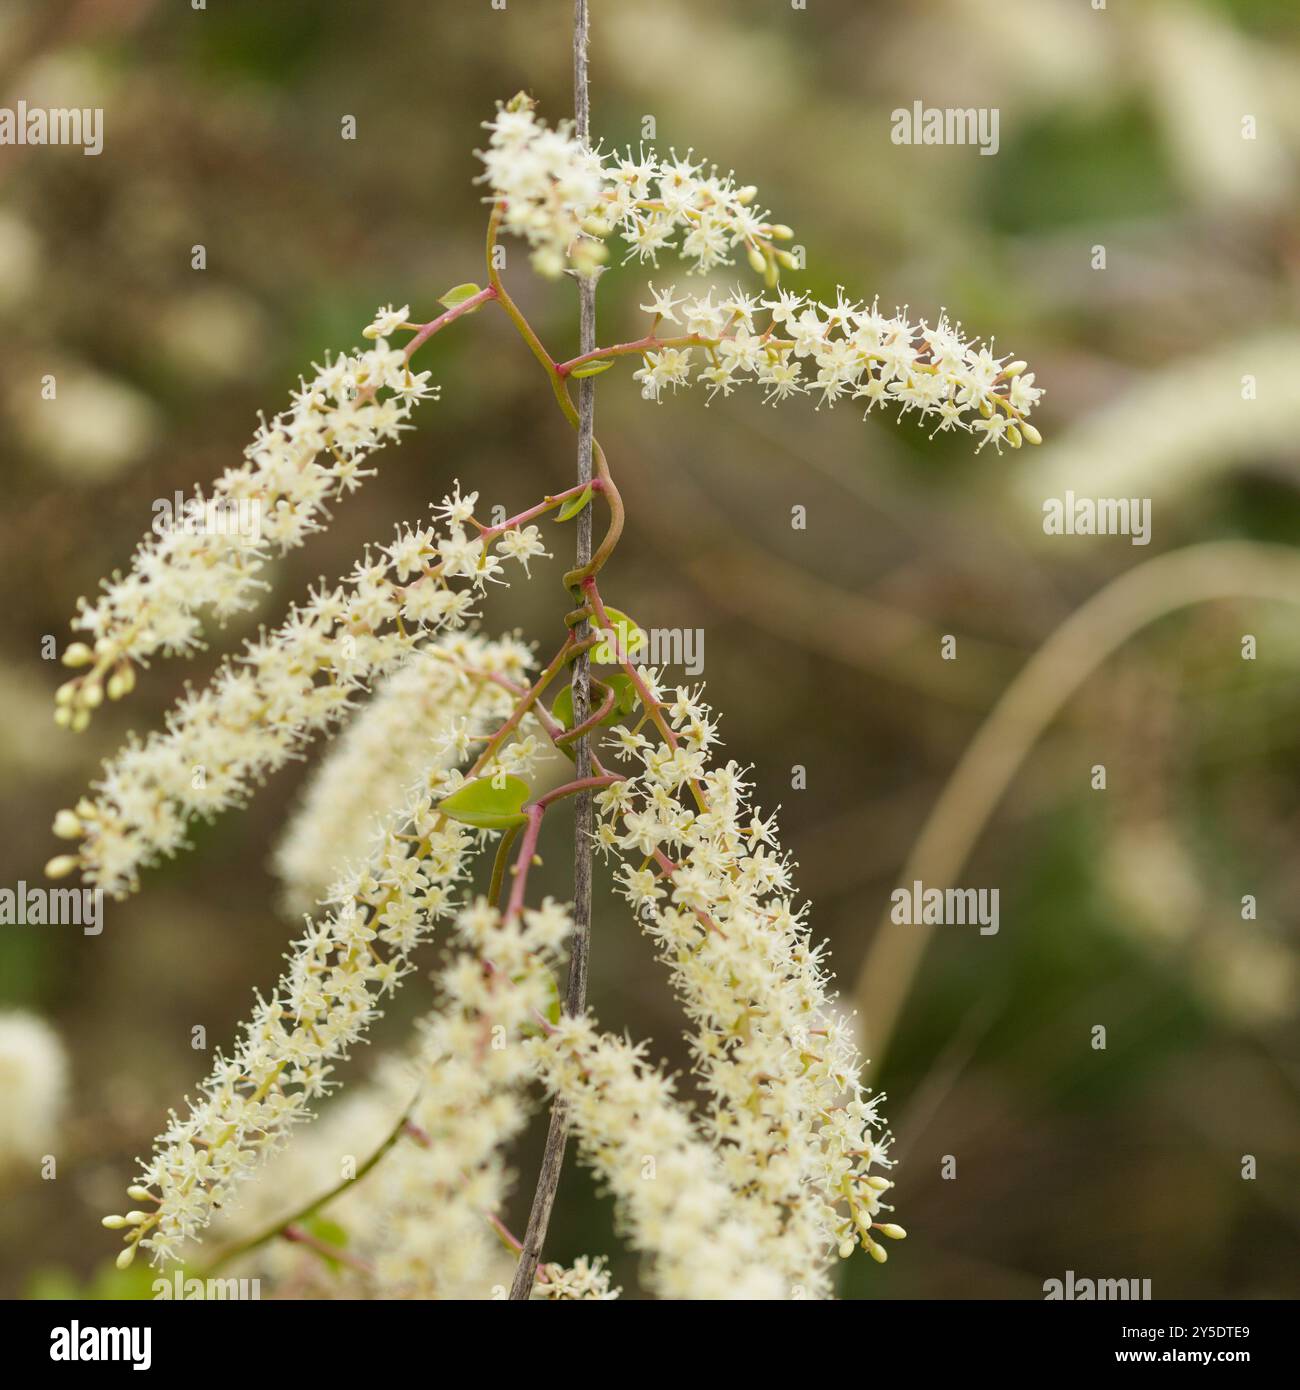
{"left": 201, "top": 3, "right": 645, "bottom": 1289}
{"left": 508, "top": 0, "right": 597, "bottom": 1303}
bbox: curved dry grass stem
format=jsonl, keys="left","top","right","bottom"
{"left": 855, "top": 540, "right": 1300, "bottom": 1068}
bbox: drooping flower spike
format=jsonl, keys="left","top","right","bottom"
{"left": 71, "top": 77, "right": 1057, "bottom": 1295}
{"left": 55, "top": 332, "right": 436, "bottom": 731}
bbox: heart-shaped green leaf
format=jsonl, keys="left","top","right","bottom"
{"left": 437, "top": 282, "right": 486, "bottom": 312}
{"left": 552, "top": 672, "right": 639, "bottom": 731}
{"left": 438, "top": 775, "right": 531, "bottom": 829}
{"left": 556, "top": 484, "right": 593, "bottom": 522}
{"left": 593, "top": 607, "right": 648, "bottom": 665}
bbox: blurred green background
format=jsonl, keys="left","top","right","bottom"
{"left": 1, "top": 0, "right": 1298, "bottom": 1299}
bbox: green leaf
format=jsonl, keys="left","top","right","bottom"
{"left": 304, "top": 1216, "right": 350, "bottom": 1273}
{"left": 570, "top": 359, "right": 615, "bottom": 379}
{"left": 603, "top": 671, "right": 641, "bottom": 720}
{"left": 552, "top": 673, "right": 639, "bottom": 732}
{"left": 556, "top": 485, "right": 594, "bottom": 522}
{"left": 438, "top": 775, "right": 531, "bottom": 829}
{"left": 552, "top": 684, "right": 575, "bottom": 730}
{"left": 593, "top": 607, "right": 648, "bottom": 664}
{"left": 437, "top": 281, "right": 485, "bottom": 312}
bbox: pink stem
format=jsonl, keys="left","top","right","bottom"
{"left": 556, "top": 332, "right": 709, "bottom": 376}
{"left": 283, "top": 1223, "right": 374, "bottom": 1275}
{"left": 504, "top": 774, "right": 623, "bottom": 920}
{"left": 404, "top": 284, "right": 500, "bottom": 359}
{"left": 475, "top": 479, "right": 602, "bottom": 543}
{"left": 583, "top": 577, "right": 678, "bottom": 751}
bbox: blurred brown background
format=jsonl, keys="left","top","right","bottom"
{"left": 1, "top": 0, "right": 1299, "bottom": 1299}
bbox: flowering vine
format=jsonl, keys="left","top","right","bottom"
{"left": 52, "top": 77, "right": 1043, "bottom": 1297}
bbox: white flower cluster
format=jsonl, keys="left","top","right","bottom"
{"left": 632, "top": 286, "right": 1043, "bottom": 450}
{"left": 596, "top": 682, "right": 903, "bottom": 1290}
{"left": 272, "top": 632, "right": 534, "bottom": 913}
{"left": 205, "top": 1064, "right": 412, "bottom": 1294}
{"left": 478, "top": 95, "right": 795, "bottom": 280}
{"left": 105, "top": 776, "right": 488, "bottom": 1268}
{"left": 533, "top": 1015, "right": 787, "bottom": 1300}
{"left": 0, "top": 1012, "right": 67, "bottom": 1175}
{"left": 534, "top": 1255, "right": 621, "bottom": 1300}
{"left": 365, "top": 898, "right": 572, "bottom": 1299}
{"left": 49, "top": 486, "right": 548, "bottom": 898}
{"left": 55, "top": 332, "right": 436, "bottom": 730}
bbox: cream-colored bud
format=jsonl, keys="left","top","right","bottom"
{"left": 1002, "top": 360, "right": 1027, "bottom": 378}
{"left": 1007, "top": 425, "right": 1023, "bottom": 448}
{"left": 44, "top": 855, "right": 79, "bottom": 879}
{"left": 107, "top": 669, "right": 130, "bottom": 701}
{"left": 55, "top": 680, "right": 78, "bottom": 706}
{"left": 769, "top": 224, "right": 795, "bottom": 240}
{"left": 736, "top": 185, "right": 758, "bottom": 204}
{"left": 837, "top": 1239, "right": 855, "bottom": 1259}
{"left": 52, "top": 810, "right": 82, "bottom": 840}
{"left": 61, "top": 643, "right": 94, "bottom": 668}
{"left": 81, "top": 681, "right": 103, "bottom": 710}
{"left": 877, "top": 1223, "right": 907, "bottom": 1240}
{"left": 124, "top": 1211, "right": 149, "bottom": 1225}
{"left": 115, "top": 1245, "right": 136, "bottom": 1270}
{"left": 126, "top": 1185, "right": 153, "bottom": 1202}
{"left": 54, "top": 706, "right": 72, "bottom": 729}
{"left": 1021, "top": 421, "right": 1042, "bottom": 445}
{"left": 868, "top": 1241, "right": 888, "bottom": 1264}
{"left": 747, "top": 244, "right": 767, "bottom": 276}
{"left": 71, "top": 709, "right": 91, "bottom": 732}
{"left": 865, "top": 1175, "right": 892, "bottom": 1191}
{"left": 101, "top": 1215, "right": 128, "bottom": 1229}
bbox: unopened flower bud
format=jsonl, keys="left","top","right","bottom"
{"left": 44, "top": 855, "right": 79, "bottom": 879}
{"left": 52, "top": 810, "right": 82, "bottom": 840}
{"left": 61, "top": 643, "right": 94, "bottom": 668}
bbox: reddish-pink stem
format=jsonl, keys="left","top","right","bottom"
{"left": 555, "top": 332, "right": 708, "bottom": 376}
{"left": 404, "top": 284, "right": 500, "bottom": 359}
{"left": 504, "top": 774, "right": 623, "bottom": 920}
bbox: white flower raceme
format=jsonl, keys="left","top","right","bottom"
{"left": 632, "top": 286, "right": 1043, "bottom": 450}
{"left": 205, "top": 1063, "right": 412, "bottom": 1293}
{"left": 104, "top": 776, "right": 489, "bottom": 1268}
{"left": 0, "top": 1012, "right": 68, "bottom": 1174}
{"left": 534, "top": 1256, "right": 620, "bottom": 1300}
{"left": 272, "top": 631, "right": 534, "bottom": 913}
{"left": 596, "top": 681, "right": 903, "bottom": 1291}
{"left": 50, "top": 487, "right": 545, "bottom": 898}
{"left": 477, "top": 95, "right": 796, "bottom": 281}
{"left": 532, "top": 1015, "right": 787, "bottom": 1300}
{"left": 364, "top": 898, "right": 571, "bottom": 1299}
{"left": 55, "top": 331, "right": 437, "bottom": 729}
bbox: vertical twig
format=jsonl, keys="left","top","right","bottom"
{"left": 508, "top": 0, "right": 596, "bottom": 1301}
